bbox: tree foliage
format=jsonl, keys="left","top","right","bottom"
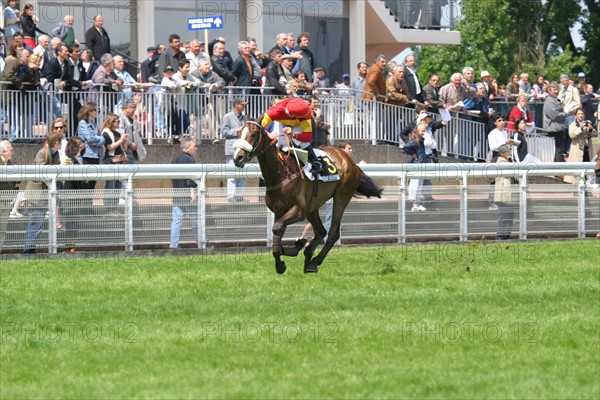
{"left": 414, "top": 0, "right": 596, "bottom": 85}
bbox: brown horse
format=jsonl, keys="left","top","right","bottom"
{"left": 233, "top": 120, "right": 382, "bottom": 274}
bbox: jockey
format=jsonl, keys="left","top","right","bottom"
{"left": 261, "top": 97, "right": 322, "bottom": 173}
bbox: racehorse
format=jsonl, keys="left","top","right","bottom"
{"left": 233, "top": 119, "right": 383, "bottom": 274}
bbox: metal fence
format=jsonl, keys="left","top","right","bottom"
{"left": 1, "top": 162, "right": 598, "bottom": 254}
{"left": 2, "top": 83, "right": 562, "bottom": 161}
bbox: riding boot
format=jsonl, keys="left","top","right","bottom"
{"left": 305, "top": 145, "right": 322, "bottom": 173}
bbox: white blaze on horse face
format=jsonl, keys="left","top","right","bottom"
{"left": 233, "top": 126, "right": 252, "bottom": 161}
{"left": 241, "top": 126, "right": 251, "bottom": 142}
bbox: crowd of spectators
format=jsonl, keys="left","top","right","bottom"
{"left": 1, "top": 6, "right": 599, "bottom": 167}
{"left": 2, "top": 5, "right": 600, "bottom": 250}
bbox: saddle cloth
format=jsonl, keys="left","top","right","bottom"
{"left": 282, "top": 147, "right": 340, "bottom": 182}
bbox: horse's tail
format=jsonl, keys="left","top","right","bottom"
{"left": 355, "top": 168, "right": 383, "bottom": 198}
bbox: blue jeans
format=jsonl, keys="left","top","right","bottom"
{"left": 496, "top": 202, "right": 515, "bottom": 239}
{"left": 170, "top": 204, "right": 198, "bottom": 249}
{"left": 226, "top": 155, "right": 246, "bottom": 199}
{"left": 103, "top": 157, "right": 123, "bottom": 211}
{"left": 24, "top": 207, "right": 46, "bottom": 252}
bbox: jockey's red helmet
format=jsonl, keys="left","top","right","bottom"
{"left": 285, "top": 98, "right": 312, "bottom": 119}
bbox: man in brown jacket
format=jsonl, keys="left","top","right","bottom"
{"left": 362, "top": 54, "right": 386, "bottom": 102}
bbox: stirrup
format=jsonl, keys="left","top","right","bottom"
{"left": 310, "top": 161, "right": 322, "bottom": 173}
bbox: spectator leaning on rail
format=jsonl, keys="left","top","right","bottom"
{"left": 261, "top": 97, "right": 322, "bottom": 174}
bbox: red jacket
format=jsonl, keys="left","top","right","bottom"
{"left": 261, "top": 98, "right": 313, "bottom": 142}
{"left": 507, "top": 105, "right": 528, "bottom": 132}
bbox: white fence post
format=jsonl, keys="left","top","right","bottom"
{"left": 519, "top": 172, "right": 528, "bottom": 240}
{"left": 48, "top": 178, "right": 58, "bottom": 254}
{"left": 460, "top": 172, "right": 469, "bottom": 242}
{"left": 125, "top": 176, "right": 134, "bottom": 252}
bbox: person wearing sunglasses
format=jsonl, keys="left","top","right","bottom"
{"left": 487, "top": 112, "right": 517, "bottom": 210}
{"left": 47, "top": 118, "right": 68, "bottom": 229}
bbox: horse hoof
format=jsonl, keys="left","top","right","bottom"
{"left": 304, "top": 264, "right": 318, "bottom": 274}
{"left": 276, "top": 262, "right": 287, "bottom": 274}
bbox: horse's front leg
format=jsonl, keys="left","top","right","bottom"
{"left": 307, "top": 197, "right": 349, "bottom": 271}
{"left": 272, "top": 206, "right": 305, "bottom": 274}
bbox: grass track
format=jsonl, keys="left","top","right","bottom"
{"left": 1, "top": 240, "right": 599, "bottom": 399}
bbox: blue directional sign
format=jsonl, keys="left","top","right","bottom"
{"left": 188, "top": 16, "right": 224, "bottom": 30}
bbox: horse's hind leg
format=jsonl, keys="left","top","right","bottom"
{"left": 306, "top": 197, "right": 349, "bottom": 270}
{"left": 303, "top": 211, "right": 327, "bottom": 273}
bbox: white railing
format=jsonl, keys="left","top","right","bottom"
{"left": 1, "top": 84, "right": 560, "bottom": 161}
{"left": 1, "top": 162, "right": 597, "bottom": 254}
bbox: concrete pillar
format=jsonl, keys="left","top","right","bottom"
{"left": 245, "top": 0, "right": 264, "bottom": 49}
{"left": 348, "top": 0, "right": 366, "bottom": 71}
{"left": 136, "top": 0, "right": 155, "bottom": 62}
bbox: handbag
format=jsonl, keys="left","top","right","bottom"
{"left": 111, "top": 153, "right": 128, "bottom": 164}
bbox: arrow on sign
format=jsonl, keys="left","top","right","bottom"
{"left": 214, "top": 17, "right": 223, "bottom": 28}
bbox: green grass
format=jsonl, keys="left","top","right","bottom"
{"left": 1, "top": 241, "right": 599, "bottom": 399}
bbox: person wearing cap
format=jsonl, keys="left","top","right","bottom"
{"left": 335, "top": 73, "right": 351, "bottom": 96}
{"left": 576, "top": 72, "right": 586, "bottom": 91}
{"left": 494, "top": 144, "right": 516, "bottom": 240}
{"left": 279, "top": 53, "right": 296, "bottom": 91}
{"left": 140, "top": 45, "right": 157, "bottom": 83}
{"left": 313, "top": 67, "right": 330, "bottom": 93}
{"left": 186, "top": 39, "right": 210, "bottom": 75}
{"left": 221, "top": 97, "right": 248, "bottom": 202}
{"left": 261, "top": 97, "right": 322, "bottom": 173}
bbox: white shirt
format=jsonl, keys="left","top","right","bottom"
{"left": 488, "top": 128, "right": 507, "bottom": 152}
{"left": 407, "top": 66, "right": 421, "bottom": 95}
{"left": 423, "top": 129, "right": 437, "bottom": 155}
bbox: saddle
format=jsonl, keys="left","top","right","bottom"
{"left": 281, "top": 147, "right": 340, "bottom": 182}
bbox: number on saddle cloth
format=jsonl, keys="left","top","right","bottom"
{"left": 312, "top": 149, "right": 339, "bottom": 181}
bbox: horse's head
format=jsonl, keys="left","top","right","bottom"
{"left": 233, "top": 120, "right": 265, "bottom": 168}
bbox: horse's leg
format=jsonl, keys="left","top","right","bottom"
{"left": 306, "top": 195, "right": 351, "bottom": 270}
{"left": 272, "top": 206, "right": 305, "bottom": 274}
{"left": 303, "top": 211, "right": 327, "bottom": 273}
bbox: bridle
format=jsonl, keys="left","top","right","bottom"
{"left": 242, "top": 120, "right": 286, "bottom": 160}
{"left": 243, "top": 120, "right": 264, "bottom": 160}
